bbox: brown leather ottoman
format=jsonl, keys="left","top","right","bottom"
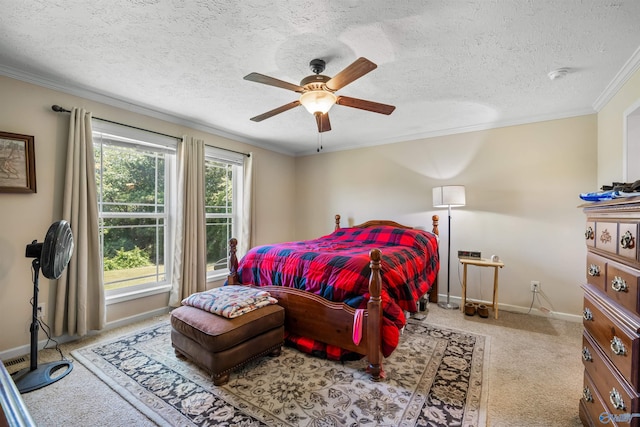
{"left": 170, "top": 304, "right": 284, "bottom": 385}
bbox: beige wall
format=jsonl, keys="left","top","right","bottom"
{"left": 0, "top": 76, "right": 296, "bottom": 355}
{"left": 295, "top": 115, "right": 597, "bottom": 318}
{"left": 598, "top": 68, "right": 640, "bottom": 185}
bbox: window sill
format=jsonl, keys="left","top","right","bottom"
{"left": 106, "top": 284, "right": 172, "bottom": 305}
{"left": 105, "top": 271, "right": 229, "bottom": 306}
{"left": 207, "top": 270, "right": 230, "bottom": 283}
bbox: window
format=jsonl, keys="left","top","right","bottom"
{"left": 93, "top": 122, "right": 245, "bottom": 300}
{"left": 205, "top": 147, "right": 244, "bottom": 279}
{"left": 93, "top": 123, "right": 177, "bottom": 298}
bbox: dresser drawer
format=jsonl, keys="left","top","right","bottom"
{"left": 581, "top": 370, "right": 619, "bottom": 427}
{"left": 581, "top": 371, "right": 614, "bottom": 426}
{"left": 607, "top": 261, "right": 640, "bottom": 316}
{"left": 587, "top": 253, "right": 607, "bottom": 292}
{"left": 583, "top": 292, "right": 640, "bottom": 391}
{"left": 596, "top": 222, "right": 618, "bottom": 255}
{"left": 619, "top": 222, "right": 638, "bottom": 261}
{"left": 582, "top": 330, "right": 640, "bottom": 423}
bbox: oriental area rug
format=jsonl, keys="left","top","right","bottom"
{"left": 72, "top": 317, "right": 489, "bottom": 427}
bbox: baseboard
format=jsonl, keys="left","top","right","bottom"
{"left": 1, "top": 307, "right": 170, "bottom": 362}
{"left": 434, "top": 294, "right": 582, "bottom": 323}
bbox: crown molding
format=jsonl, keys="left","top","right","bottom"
{"left": 0, "top": 64, "right": 294, "bottom": 156}
{"left": 593, "top": 46, "right": 640, "bottom": 112}
{"left": 0, "top": 64, "right": 599, "bottom": 158}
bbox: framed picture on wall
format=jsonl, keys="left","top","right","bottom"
{"left": 0, "top": 131, "right": 36, "bottom": 193}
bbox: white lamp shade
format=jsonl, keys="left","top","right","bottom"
{"left": 299, "top": 90, "right": 337, "bottom": 114}
{"left": 433, "top": 185, "right": 466, "bottom": 208}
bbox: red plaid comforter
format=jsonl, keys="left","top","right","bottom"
{"left": 235, "top": 226, "right": 439, "bottom": 360}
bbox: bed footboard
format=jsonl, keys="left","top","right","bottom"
{"left": 227, "top": 240, "right": 383, "bottom": 380}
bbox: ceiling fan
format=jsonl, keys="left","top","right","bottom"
{"left": 244, "top": 57, "right": 396, "bottom": 133}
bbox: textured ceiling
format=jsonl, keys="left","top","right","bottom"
{"left": 1, "top": 1, "right": 640, "bottom": 156}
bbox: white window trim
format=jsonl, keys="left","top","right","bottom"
{"left": 204, "top": 145, "right": 244, "bottom": 280}
{"left": 106, "top": 284, "right": 172, "bottom": 305}
{"left": 93, "top": 120, "right": 178, "bottom": 302}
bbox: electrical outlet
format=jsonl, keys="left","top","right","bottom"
{"left": 530, "top": 281, "right": 540, "bottom": 293}
{"left": 37, "top": 303, "right": 45, "bottom": 318}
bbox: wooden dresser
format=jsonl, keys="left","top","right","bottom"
{"left": 580, "top": 198, "right": 640, "bottom": 426}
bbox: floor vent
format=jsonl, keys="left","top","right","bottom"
{"left": 3, "top": 356, "right": 27, "bottom": 368}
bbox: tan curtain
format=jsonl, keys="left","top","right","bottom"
{"left": 169, "top": 136, "right": 206, "bottom": 306}
{"left": 54, "top": 108, "right": 104, "bottom": 337}
{"left": 238, "top": 152, "right": 253, "bottom": 257}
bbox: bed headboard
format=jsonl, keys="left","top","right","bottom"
{"left": 334, "top": 214, "right": 440, "bottom": 236}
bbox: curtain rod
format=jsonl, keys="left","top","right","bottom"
{"left": 51, "top": 105, "right": 250, "bottom": 157}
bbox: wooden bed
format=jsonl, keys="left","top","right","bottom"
{"left": 227, "top": 214, "right": 440, "bottom": 381}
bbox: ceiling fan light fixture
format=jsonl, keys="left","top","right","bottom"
{"left": 299, "top": 90, "right": 337, "bottom": 115}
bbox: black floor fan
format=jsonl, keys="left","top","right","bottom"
{"left": 12, "top": 220, "right": 74, "bottom": 393}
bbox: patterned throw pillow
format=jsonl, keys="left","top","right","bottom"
{"left": 182, "top": 285, "right": 278, "bottom": 318}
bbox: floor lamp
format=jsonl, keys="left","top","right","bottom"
{"left": 433, "top": 185, "right": 466, "bottom": 310}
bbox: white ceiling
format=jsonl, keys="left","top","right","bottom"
{"left": 1, "top": 1, "right": 640, "bottom": 156}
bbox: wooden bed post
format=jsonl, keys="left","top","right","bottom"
{"left": 429, "top": 215, "right": 440, "bottom": 303}
{"left": 227, "top": 238, "right": 238, "bottom": 285}
{"left": 334, "top": 214, "right": 341, "bottom": 231}
{"left": 367, "top": 248, "right": 383, "bottom": 380}
{"left": 432, "top": 215, "right": 439, "bottom": 236}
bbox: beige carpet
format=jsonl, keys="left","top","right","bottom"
{"left": 5, "top": 304, "right": 583, "bottom": 426}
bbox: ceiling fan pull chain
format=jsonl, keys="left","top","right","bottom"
{"left": 316, "top": 112, "right": 324, "bottom": 152}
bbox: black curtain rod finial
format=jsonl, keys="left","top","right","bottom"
{"left": 51, "top": 104, "right": 69, "bottom": 113}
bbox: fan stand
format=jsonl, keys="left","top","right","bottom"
{"left": 11, "top": 258, "right": 73, "bottom": 393}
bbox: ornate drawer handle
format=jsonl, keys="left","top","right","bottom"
{"left": 610, "top": 388, "right": 626, "bottom": 410}
{"left": 611, "top": 276, "right": 628, "bottom": 293}
{"left": 583, "top": 386, "right": 593, "bottom": 403}
{"left": 585, "top": 226, "right": 594, "bottom": 240}
{"left": 588, "top": 264, "right": 600, "bottom": 277}
{"left": 620, "top": 230, "right": 635, "bottom": 249}
{"left": 611, "top": 336, "right": 627, "bottom": 356}
{"left": 583, "top": 307, "right": 593, "bottom": 321}
{"left": 600, "top": 229, "right": 612, "bottom": 244}
{"left": 582, "top": 347, "right": 592, "bottom": 362}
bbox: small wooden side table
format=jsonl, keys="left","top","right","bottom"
{"left": 459, "top": 258, "right": 505, "bottom": 319}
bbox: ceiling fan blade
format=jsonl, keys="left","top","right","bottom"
{"left": 336, "top": 96, "right": 396, "bottom": 115}
{"left": 315, "top": 112, "right": 331, "bottom": 133}
{"left": 325, "top": 57, "right": 377, "bottom": 91}
{"left": 244, "top": 72, "right": 304, "bottom": 92}
{"left": 250, "top": 100, "right": 301, "bottom": 122}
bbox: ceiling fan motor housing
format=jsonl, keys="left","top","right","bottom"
{"left": 309, "top": 58, "right": 326, "bottom": 74}
{"left": 300, "top": 74, "right": 331, "bottom": 90}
